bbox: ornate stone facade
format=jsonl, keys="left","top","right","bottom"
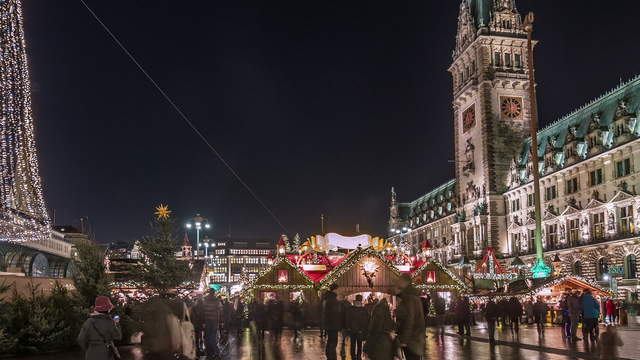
{"left": 387, "top": 0, "right": 639, "bottom": 296}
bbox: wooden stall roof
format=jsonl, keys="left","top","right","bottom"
{"left": 411, "top": 259, "right": 470, "bottom": 292}
{"left": 250, "top": 256, "right": 315, "bottom": 290}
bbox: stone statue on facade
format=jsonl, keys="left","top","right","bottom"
{"left": 580, "top": 215, "right": 590, "bottom": 241}
{"left": 607, "top": 209, "right": 616, "bottom": 233}
{"left": 559, "top": 223, "right": 566, "bottom": 244}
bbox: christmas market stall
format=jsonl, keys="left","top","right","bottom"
{"left": 411, "top": 259, "right": 470, "bottom": 306}
{"left": 318, "top": 247, "right": 405, "bottom": 308}
{"left": 245, "top": 255, "right": 317, "bottom": 306}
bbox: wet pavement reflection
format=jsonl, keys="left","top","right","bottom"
{"left": 8, "top": 324, "right": 640, "bottom": 360}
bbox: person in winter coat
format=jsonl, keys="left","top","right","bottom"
{"left": 364, "top": 298, "right": 395, "bottom": 360}
{"left": 484, "top": 298, "right": 499, "bottom": 344}
{"left": 567, "top": 291, "right": 582, "bottom": 342}
{"left": 523, "top": 299, "right": 534, "bottom": 325}
{"left": 600, "top": 324, "right": 624, "bottom": 360}
{"left": 346, "top": 294, "right": 369, "bottom": 360}
{"left": 580, "top": 289, "right": 600, "bottom": 341}
{"left": 395, "top": 274, "right": 426, "bottom": 360}
{"left": 267, "top": 297, "right": 284, "bottom": 341}
{"left": 201, "top": 292, "right": 222, "bottom": 357}
{"left": 289, "top": 298, "right": 304, "bottom": 341}
{"left": 455, "top": 297, "right": 471, "bottom": 336}
{"left": 77, "top": 296, "right": 122, "bottom": 360}
{"left": 605, "top": 299, "right": 616, "bottom": 324}
{"left": 253, "top": 300, "right": 268, "bottom": 341}
{"left": 507, "top": 297, "right": 522, "bottom": 335}
{"left": 322, "top": 284, "right": 342, "bottom": 360}
{"left": 433, "top": 294, "right": 447, "bottom": 337}
{"left": 533, "top": 297, "right": 549, "bottom": 336}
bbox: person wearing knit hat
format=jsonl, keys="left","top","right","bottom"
{"left": 77, "top": 296, "right": 122, "bottom": 360}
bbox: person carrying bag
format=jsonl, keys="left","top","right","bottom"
{"left": 77, "top": 296, "right": 122, "bottom": 360}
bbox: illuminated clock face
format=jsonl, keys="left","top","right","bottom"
{"left": 462, "top": 105, "right": 475, "bottom": 133}
{"left": 501, "top": 97, "right": 523, "bottom": 120}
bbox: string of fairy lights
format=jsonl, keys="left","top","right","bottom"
{"left": 0, "top": 0, "right": 50, "bottom": 242}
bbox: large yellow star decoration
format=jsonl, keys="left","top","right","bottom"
{"left": 154, "top": 204, "right": 172, "bottom": 219}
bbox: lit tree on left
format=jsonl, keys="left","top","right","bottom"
{"left": 0, "top": 0, "right": 50, "bottom": 242}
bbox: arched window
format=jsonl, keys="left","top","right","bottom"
{"left": 626, "top": 255, "right": 637, "bottom": 279}
{"left": 597, "top": 258, "right": 609, "bottom": 280}
{"left": 573, "top": 261, "right": 582, "bottom": 276}
{"left": 30, "top": 253, "right": 49, "bottom": 278}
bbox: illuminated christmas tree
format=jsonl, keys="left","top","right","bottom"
{"left": 0, "top": 0, "right": 50, "bottom": 242}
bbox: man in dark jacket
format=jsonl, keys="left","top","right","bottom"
{"left": 201, "top": 292, "right": 222, "bottom": 358}
{"left": 455, "top": 297, "right": 471, "bottom": 336}
{"left": 396, "top": 274, "right": 426, "bottom": 360}
{"left": 484, "top": 298, "right": 499, "bottom": 344}
{"left": 567, "top": 290, "right": 582, "bottom": 342}
{"left": 322, "top": 284, "right": 341, "bottom": 360}
{"left": 347, "top": 294, "right": 369, "bottom": 360}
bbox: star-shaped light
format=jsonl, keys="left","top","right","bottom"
{"left": 154, "top": 204, "right": 171, "bottom": 219}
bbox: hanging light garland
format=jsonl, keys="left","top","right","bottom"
{"left": 0, "top": 0, "right": 50, "bottom": 243}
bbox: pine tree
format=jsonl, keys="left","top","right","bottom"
{"left": 132, "top": 216, "right": 190, "bottom": 297}
{"left": 292, "top": 233, "right": 301, "bottom": 251}
{"left": 73, "top": 240, "right": 113, "bottom": 308}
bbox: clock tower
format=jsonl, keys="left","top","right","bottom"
{"left": 449, "top": 0, "right": 533, "bottom": 255}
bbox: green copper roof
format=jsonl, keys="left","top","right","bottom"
{"left": 397, "top": 179, "right": 457, "bottom": 224}
{"left": 467, "top": 0, "right": 492, "bottom": 28}
{"left": 518, "top": 75, "right": 640, "bottom": 165}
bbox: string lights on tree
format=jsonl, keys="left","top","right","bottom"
{"left": 0, "top": 0, "right": 50, "bottom": 243}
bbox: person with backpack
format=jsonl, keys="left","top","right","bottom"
{"left": 346, "top": 294, "right": 369, "bottom": 360}
{"left": 77, "top": 296, "right": 122, "bottom": 360}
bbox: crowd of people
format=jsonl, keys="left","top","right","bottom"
{"left": 478, "top": 289, "right": 625, "bottom": 359}
{"left": 76, "top": 285, "right": 627, "bottom": 360}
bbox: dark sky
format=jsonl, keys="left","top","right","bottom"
{"left": 22, "top": 1, "right": 640, "bottom": 244}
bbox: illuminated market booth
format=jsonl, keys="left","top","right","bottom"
{"left": 245, "top": 233, "right": 468, "bottom": 320}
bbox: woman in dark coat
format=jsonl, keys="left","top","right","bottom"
{"left": 77, "top": 296, "right": 122, "bottom": 360}
{"left": 364, "top": 298, "right": 395, "bottom": 360}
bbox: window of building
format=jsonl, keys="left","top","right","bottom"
{"left": 527, "top": 193, "right": 534, "bottom": 207}
{"left": 619, "top": 205, "right": 633, "bottom": 234}
{"left": 573, "top": 261, "right": 582, "bottom": 276}
{"left": 592, "top": 212, "right": 605, "bottom": 239}
{"left": 511, "top": 199, "right": 520, "bottom": 212}
{"left": 546, "top": 224, "right": 557, "bottom": 249}
{"left": 626, "top": 255, "right": 637, "bottom": 279}
{"left": 589, "top": 168, "right": 603, "bottom": 186}
{"left": 588, "top": 135, "right": 598, "bottom": 149}
{"left": 494, "top": 52, "right": 502, "bottom": 66}
{"left": 569, "top": 219, "right": 579, "bottom": 244}
{"left": 597, "top": 258, "right": 609, "bottom": 280}
{"left": 514, "top": 54, "right": 521, "bottom": 68}
{"left": 545, "top": 185, "right": 557, "bottom": 201}
{"left": 616, "top": 158, "right": 632, "bottom": 177}
{"left": 504, "top": 53, "right": 511, "bottom": 67}
{"left": 510, "top": 232, "right": 520, "bottom": 254}
{"left": 565, "top": 177, "right": 579, "bottom": 194}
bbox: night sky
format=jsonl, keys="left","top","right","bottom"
{"left": 22, "top": 1, "right": 640, "bottom": 244}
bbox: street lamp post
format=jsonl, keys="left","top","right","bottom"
{"left": 185, "top": 214, "right": 212, "bottom": 259}
{"left": 524, "top": 12, "right": 551, "bottom": 279}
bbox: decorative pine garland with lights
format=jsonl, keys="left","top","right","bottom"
{"left": 0, "top": 0, "right": 50, "bottom": 243}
